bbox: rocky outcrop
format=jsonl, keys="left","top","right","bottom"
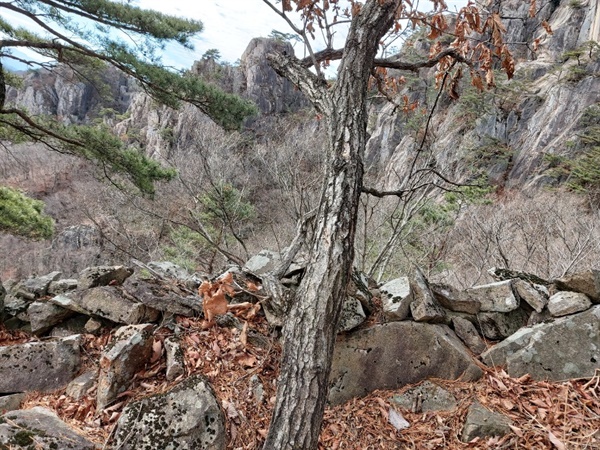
{"left": 111, "top": 375, "right": 226, "bottom": 450}
{"left": 328, "top": 321, "right": 483, "bottom": 405}
{"left": 5, "top": 65, "right": 133, "bottom": 124}
{"left": 0, "top": 335, "right": 81, "bottom": 393}
{"left": 481, "top": 305, "right": 600, "bottom": 380}
{"left": 0, "top": 407, "right": 97, "bottom": 450}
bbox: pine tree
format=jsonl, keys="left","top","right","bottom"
{"left": 0, "top": 0, "right": 256, "bottom": 237}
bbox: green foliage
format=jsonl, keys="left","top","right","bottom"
{"left": 268, "top": 30, "right": 302, "bottom": 44}
{"left": 200, "top": 183, "right": 255, "bottom": 225}
{"left": 464, "top": 136, "right": 514, "bottom": 177}
{"left": 202, "top": 49, "right": 222, "bottom": 61}
{"left": 162, "top": 226, "right": 208, "bottom": 272}
{"left": 0, "top": 187, "right": 54, "bottom": 239}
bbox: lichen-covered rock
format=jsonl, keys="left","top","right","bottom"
{"left": 477, "top": 308, "right": 529, "bottom": 340}
{"left": 0, "top": 407, "right": 97, "bottom": 449}
{"left": 164, "top": 337, "right": 185, "bottom": 381}
{"left": 97, "top": 324, "right": 155, "bottom": 410}
{"left": 0, "top": 335, "right": 81, "bottom": 393}
{"left": 379, "top": 277, "right": 412, "bottom": 320}
{"left": 391, "top": 381, "right": 457, "bottom": 412}
{"left": 51, "top": 287, "right": 160, "bottom": 324}
{"left": 78, "top": 265, "right": 133, "bottom": 289}
{"left": 461, "top": 402, "right": 513, "bottom": 443}
{"left": 16, "top": 271, "right": 61, "bottom": 299}
{"left": 467, "top": 280, "right": 520, "bottom": 313}
{"left": 481, "top": 306, "right": 600, "bottom": 380}
{"left": 547, "top": 291, "right": 592, "bottom": 317}
{"left": 48, "top": 278, "right": 78, "bottom": 295}
{"left": 409, "top": 268, "right": 446, "bottom": 323}
{"left": 111, "top": 375, "right": 226, "bottom": 450}
{"left": 554, "top": 269, "right": 600, "bottom": 303}
{"left": 329, "top": 322, "right": 482, "bottom": 405}
{"left": 337, "top": 296, "right": 366, "bottom": 332}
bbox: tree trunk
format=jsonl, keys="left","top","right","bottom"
{"left": 263, "top": 2, "right": 400, "bottom": 449}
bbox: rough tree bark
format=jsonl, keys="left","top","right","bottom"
{"left": 263, "top": 1, "right": 401, "bottom": 448}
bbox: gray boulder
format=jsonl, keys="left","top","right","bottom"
{"left": 452, "top": 316, "right": 487, "bottom": 354}
{"left": 15, "top": 271, "right": 61, "bottom": 299}
{"left": 409, "top": 268, "right": 446, "bottom": 323}
{"left": 66, "top": 371, "right": 97, "bottom": 400}
{"left": 47, "top": 278, "right": 78, "bottom": 295}
{"left": 547, "top": 291, "right": 592, "bottom": 317}
{"left": 111, "top": 375, "right": 226, "bottom": 450}
{"left": 467, "top": 280, "right": 520, "bottom": 313}
{"left": 0, "top": 335, "right": 81, "bottom": 393}
{"left": 79, "top": 265, "right": 133, "bottom": 289}
{"left": 27, "top": 300, "right": 76, "bottom": 334}
{"left": 243, "top": 249, "right": 302, "bottom": 277}
{"left": 0, "top": 393, "right": 26, "bottom": 413}
{"left": 477, "top": 308, "right": 529, "bottom": 340}
{"left": 554, "top": 269, "right": 600, "bottom": 303}
{"left": 431, "top": 283, "right": 481, "bottom": 314}
{"left": 379, "top": 277, "right": 412, "bottom": 320}
{"left": 0, "top": 407, "right": 97, "bottom": 450}
{"left": 391, "top": 381, "right": 457, "bottom": 412}
{"left": 97, "top": 324, "right": 155, "bottom": 410}
{"left": 51, "top": 287, "right": 160, "bottom": 324}
{"left": 481, "top": 306, "right": 600, "bottom": 380}
{"left": 329, "top": 322, "right": 482, "bottom": 405}
{"left": 461, "top": 402, "right": 513, "bottom": 443}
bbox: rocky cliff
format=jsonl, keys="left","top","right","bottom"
{"left": 367, "top": 0, "right": 600, "bottom": 192}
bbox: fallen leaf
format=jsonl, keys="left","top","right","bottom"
{"left": 548, "top": 430, "right": 566, "bottom": 450}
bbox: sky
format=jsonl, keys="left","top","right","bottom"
{"left": 2, "top": 0, "right": 467, "bottom": 71}
{"left": 135, "top": 0, "right": 468, "bottom": 69}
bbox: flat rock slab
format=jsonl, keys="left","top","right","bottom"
{"left": 123, "top": 278, "right": 203, "bottom": 317}
{"left": 431, "top": 283, "right": 481, "bottom": 314}
{"left": 547, "top": 291, "right": 592, "bottom": 317}
{"left": 0, "top": 407, "right": 96, "bottom": 450}
{"left": 0, "top": 335, "right": 81, "bottom": 393}
{"left": 481, "top": 306, "right": 600, "bottom": 380}
{"left": 111, "top": 375, "right": 225, "bottom": 450}
{"left": 79, "top": 265, "right": 133, "bottom": 289}
{"left": 28, "top": 301, "right": 76, "bottom": 334}
{"left": 452, "top": 317, "right": 487, "bottom": 354}
{"left": 329, "top": 322, "right": 482, "bottom": 405}
{"left": 97, "top": 324, "right": 155, "bottom": 410}
{"left": 52, "top": 286, "right": 160, "bottom": 324}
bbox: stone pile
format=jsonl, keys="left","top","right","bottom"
{"left": 0, "top": 254, "right": 598, "bottom": 448}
